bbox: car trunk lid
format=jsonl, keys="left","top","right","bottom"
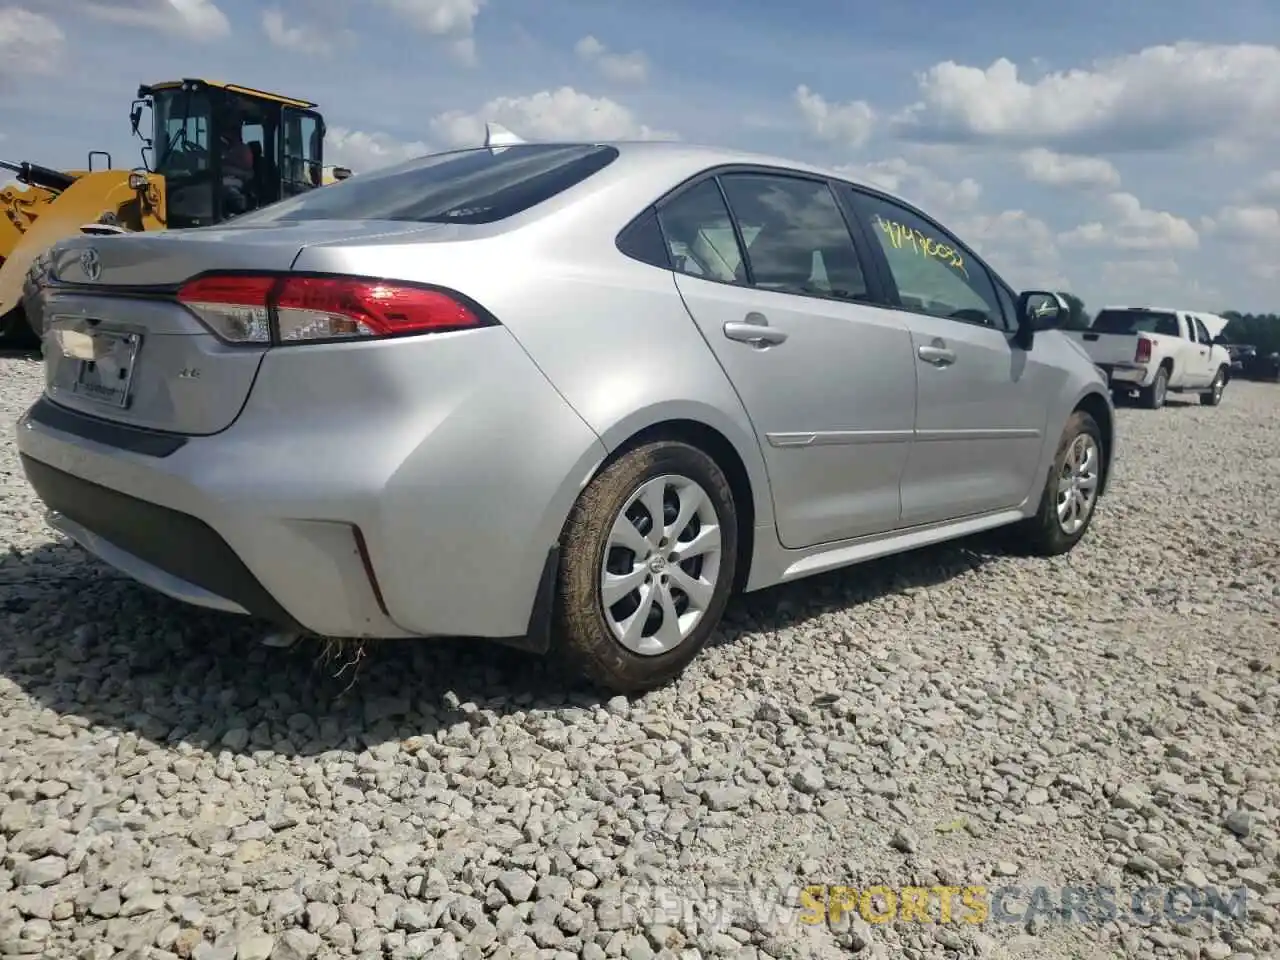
{"left": 39, "top": 221, "right": 449, "bottom": 435}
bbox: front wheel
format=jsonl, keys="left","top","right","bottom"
{"left": 1008, "top": 410, "right": 1104, "bottom": 557}
{"left": 553, "top": 440, "right": 738, "bottom": 694}
{"left": 1200, "top": 367, "right": 1227, "bottom": 406}
{"left": 0, "top": 306, "right": 38, "bottom": 349}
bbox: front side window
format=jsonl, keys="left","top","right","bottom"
{"left": 853, "top": 191, "right": 1002, "bottom": 328}
{"left": 994, "top": 282, "right": 1017, "bottom": 330}
{"left": 231, "top": 144, "right": 619, "bottom": 225}
{"left": 281, "top": 109, "right": 323, "bottom": 198}
{"left": 654, "top": 179, "right": 746, "bottom": 284}
{"left": 717, "top": 173, "right": 869, "bottom": 302}
{"left": 151, "top": 87, "right": 215, "bottom": 227}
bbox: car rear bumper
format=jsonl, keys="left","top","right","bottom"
{"left": 31, "top": 457, "right": 292, "bottom": 622}
{"left": 15, "top": 328, "right": 608, "bottom": 645}
{"left": 1096, "top": 362, "right": 1149, "bottom": 387}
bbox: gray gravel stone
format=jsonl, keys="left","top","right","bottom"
{"left": 1, "top": 360, "right": 1279, "bottom": 960}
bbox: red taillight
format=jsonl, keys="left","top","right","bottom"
{"left": 177, "top": 275, "right": 275, "bottom": 344}
{"left": 1134, "top": 337, "right": 1152, "bottom": 363}
{"left": 176, "top": 272, "right": 490, "bottom": 345}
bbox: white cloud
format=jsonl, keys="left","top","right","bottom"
{"left": 953, "top": 209, "right": 1067, "bottom": 291}
{"left": 574, "top": 35, "right": 649, "bottom": 84}
{"left": 0, "top": 8, "right": 65, "bottom": 83}
{"left": 1202, "top": 205, "right": 1280, "bottom": 243}
{"left": 81, "top": 0, "right": 230, "bottom": 39}
{"left": 894, "top": 43, "right": 1280, "bottom": 152}
{"left": 1017, "top": 148, "right": 1121, "bottom": 190}
{"left": 325, "top": 127, "right": 430, "bottom": 173}
{"left": 795, "top": 85, "right": 875, "bottom": 149}
{"left": 1101, "top": 258, "right": 1181, "bottom": 283}
{"left": 1253, "top": 171, "right": 1280, "bottom": 200}
{"left": 262, "top": 8, "right": 341, "bottom": 54}
{"left": 429, "top": 87, "right": 677, "bottom": 147}
{"left": 1100, "top": 258, "right": 1220, "bottom": 308}
{"left": 380, "top": 0, "right": 482, "bottom": 63}
{"left": 1061, "top": 192, "right": 1198, "bottom": 251}
{"left": 835, "top": 157, "right": 981, "bottom": 214}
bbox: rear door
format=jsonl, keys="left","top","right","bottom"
{"left": 280, "top": 107, "right": 325, "bottom": 196}
{"left": 659, "top": 170, "right": 918, "bottom": 549}
{"left": 840, "top": 185, "right": 1055, "bottom": 525}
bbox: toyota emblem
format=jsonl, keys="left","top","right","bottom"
{"left": 80, "top": 248, "right": 101, "bottom": 281}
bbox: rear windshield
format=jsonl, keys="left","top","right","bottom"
{"left": 233, "top": 144, "right": 620, "bottom": 226}
{"left": 1092, "top": 309, "right": 1180, "bottom": 337}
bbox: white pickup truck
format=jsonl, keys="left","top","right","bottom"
{"left": 1063, "top": 306, "right": 1232, "bottom": 409}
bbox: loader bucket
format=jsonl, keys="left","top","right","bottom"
{"left": 0, "top": 169, "right": 163, "bottom": 320}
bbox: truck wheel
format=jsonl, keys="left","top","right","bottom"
{"left": 1008, "top": 410, "right": 1104, "bottom": 557}
{"left": 553, "top": 440, "right": 738, "bottom": 695}
{"left": 0, "top": 306, "right": 38, "bottom": 349}
{"left": 1200, "top": 367, "right": 1227, "bottom": 406}
{"left": 1140, "top": 367, "right": 1168, "bottom": 409}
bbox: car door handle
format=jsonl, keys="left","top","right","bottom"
{"left": 723, "top": 314, "right": 788, "bottom": 347}
{"left": 918, "top": 342, "right": 956, "bottom": 366}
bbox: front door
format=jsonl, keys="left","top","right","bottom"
{"left": 1185, "top": 315, "right": 1214, "bottom": 387}
{"left": 281, "top": 107, "right": 325, "bottom": 197}
{"left": 844, "top": 187, "right": 1055, "bottom": 525}
{"left": 657, "top": 172, "right": 918, "bottom": 549}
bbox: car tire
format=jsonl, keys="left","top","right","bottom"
{"left": 1140, "top": 366, "right": 1168, "bottom": 409}
{"left": 1009, "top": 410, "right": 1104, "bottom": 557}
{"left": 1200, "top": 367, "right": 1227, "bottom": 406}
{"left": 554, "top": 440, "right": 738, "bottom": 695}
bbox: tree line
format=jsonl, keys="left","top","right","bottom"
{"left": 1050, "top": 294, "right": 1280, "bottom": 354}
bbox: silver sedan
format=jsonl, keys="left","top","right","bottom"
{"left": 16, "top": 139, "right": 1116, "bottom": 693}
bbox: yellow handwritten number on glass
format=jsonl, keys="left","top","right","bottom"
{"left": 873, "top": 216, "right": 968, "bottom": 279}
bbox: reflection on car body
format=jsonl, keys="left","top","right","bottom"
{"left": 16, "top": 139, "right": 1117, "bottom": 693}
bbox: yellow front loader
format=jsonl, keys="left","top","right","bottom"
{"left": 0, "top": 78, "right": 353, "bottom": 346}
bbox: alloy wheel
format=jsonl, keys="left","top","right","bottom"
{"left": 600, "top": 474, "right": 723, "bottom": 656}
{"left": 1057, "top": 433, "right": 1100, "bottom": 535}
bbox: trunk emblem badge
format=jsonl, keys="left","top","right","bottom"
{"left": 177, "top": 367, "right": 201, "bottom": 379}
{"left": 80, "top": 248, "right": 101, "bottom": 281}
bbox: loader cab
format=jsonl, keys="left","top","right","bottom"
{"left": 135, "top": 79, "right": 326, "bottom": 229}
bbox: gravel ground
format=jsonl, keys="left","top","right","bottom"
{"left": 2, "top": 351, "right": 1279, "bottom": 960}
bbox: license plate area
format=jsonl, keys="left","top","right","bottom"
{"left": 54, "top": 323, "right": 143, "bottom": 410}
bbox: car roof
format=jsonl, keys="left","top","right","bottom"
{"left": 1098, "top": 305, "right": 1199, "bottom": 315}
{"left": 487, "top": 139, "right": 919, "bottom": 210}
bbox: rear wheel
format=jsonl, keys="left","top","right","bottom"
{"left": 1009, "top": 410, "right": 1103, "bottom": 557}
{"left": 1201, "top": 367, "right": 1227, "bottom": 406}
{"left": 554, "top": 441, "right": 738, "bottom": 694}
{"left": 1140, "top": 366, "right": 1168, "bottom": 409}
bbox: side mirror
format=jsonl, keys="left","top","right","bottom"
{"left": 1013, "top": 290, "right": 1065, "bottom": 349}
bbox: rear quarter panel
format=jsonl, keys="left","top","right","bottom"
{"left": 479, "top": 239, "right": 777, "bottom": 532}
{"left": 293, "top": 202, "right": 778, "bottom": 541}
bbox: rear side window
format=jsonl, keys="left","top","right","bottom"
{"left": 1092, "top": 310, "right": 1180, "bottom": 337}
{"left": 654, "top": 179, "right": 747, "bottom": 284}
{"left": 231, "top": 144, "right": 620, "bottom": 225}
{"left": 718, "top": 173, "right": 870, "bottom": 302}
{"left": 616, "top": 207, "right": 670, "bottom": 269}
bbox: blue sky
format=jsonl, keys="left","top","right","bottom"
{"left": 3, "top": 0, "right": 1279, "bottom": 312}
